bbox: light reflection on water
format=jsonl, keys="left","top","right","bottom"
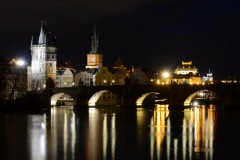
{"left": 0, "top": 105, "right": 228, "bottom": 160}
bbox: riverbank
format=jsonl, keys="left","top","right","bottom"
{"left": 0, "top": 92, "right": 51, "bottom": 113}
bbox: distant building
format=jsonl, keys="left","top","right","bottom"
{"left": 202, "top": 69, "right": 214, "bottom": 84}
{"left": 56, "top": 67, "right": 74, "bottom": 88}
{"left": 94, "top": 67, "right": 116, "bottom": 86}
{"left": 74, "top": 68, "right": 97, "bottom": 86}
{"left": 112, "top": 58, "right": 127, "bottom": 85}
{"left": 86, "top": 27, "right": 103, "bottom": 69}
{"left": 30, "top": 21, "right": 57, "bottom": 90}
{"left": 0, "top": 58, "right": 28, "bottom": 103}
{"left": 221, "top": 76, "right": 239, "bottom": 84}
{"left": 172, "top": 61, "right": 201, "bottom": 84}
{"left": 129, "top": 66, "right": 148, "bottom": 85}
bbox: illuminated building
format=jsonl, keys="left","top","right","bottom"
{"left": 202, "top": 69, "right": 214, "bottom": 84}
{"left": 94, "top": 67, "right": 116, "bottom": 86}
{"left": 30, "top": 21, "right": 57, "bottom": 90}
{"left": 221, "top": 76, "right": 239, "bottom": 83}
{"left": 86, "top": 27, "right": 103, "bottom": 69}
{"left": 56, "top": 67, "right": 74, "bottom": 88}
{"left": 172, "top": 61, "right": 201, "bottom": 84}
{"left": 74, "top": 69, "right": 96, "bottom": 86}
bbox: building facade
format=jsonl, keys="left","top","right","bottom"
{"left": 202, "top": 69, "right": 214, "bottom": 84}
{"left": 172, "top": 61, "right": 201, "bottom": 84}
{"left": 129, "top": 66, "right": 148, "bottom": 85}
{"left": 94, "top": 67, "right": 116, "bottom": 86}
{"left": 30, "top": 21, "right": 57, "bottom": 90}
{"left": 56, "top": 67, "right": 74, "bottom": 88}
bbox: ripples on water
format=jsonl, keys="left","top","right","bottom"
{"left": 0, "top": 105, "right": 238, "bottom": 160}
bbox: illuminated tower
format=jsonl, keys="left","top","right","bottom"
{"left": 86, "top": 27, "right": 103, "bottom": 69}
{"left": 30, "top": 21, "right": 57, "bottom": 90}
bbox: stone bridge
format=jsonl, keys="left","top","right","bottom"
{"left": 51, "top": 83, "right": 240, "bottom": 109}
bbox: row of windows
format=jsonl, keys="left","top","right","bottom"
{"left": 33, "top": 54, "right": 55, "bottom": 60}
{"left": 102, "top": 96, "right": 115, "bottom": 100}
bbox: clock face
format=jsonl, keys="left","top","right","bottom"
{"left": 91, "top": 57, "right": 95, "bottom": 62}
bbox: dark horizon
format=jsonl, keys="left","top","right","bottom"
{"left": 1, "top": 0, "right": 240, "bottom": 80}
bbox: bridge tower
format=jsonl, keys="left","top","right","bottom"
{"left": 30, "top": 21, "right": 57, "bottom": 90}
{"left": 86, "top": 27, "right": 103, "bottom": 69}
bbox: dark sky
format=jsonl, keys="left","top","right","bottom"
{"left": 1, "top": 0, "right": 240, "bottom": 80}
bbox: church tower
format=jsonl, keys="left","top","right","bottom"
{"left": 86, "top": 27, "right": 103, "bottom": 69}
{"left": 30, "top": 21, "right": 57, "bottom": 90}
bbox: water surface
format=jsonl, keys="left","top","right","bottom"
{"left": 0, "top": 105, "right": 238, "bottom": 160}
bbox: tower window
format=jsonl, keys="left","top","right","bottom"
{"left": 52, "top": 55, "right": 54, "bottom": 59}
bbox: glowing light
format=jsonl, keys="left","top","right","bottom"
{"left": 16, "top": 59, "right": 25, "bottom": 66}
{"left": 193, "top": 101, "right": 198, "bottom": 106}
{"left": 162, "top": 71, "right": 170, "bottom": 78}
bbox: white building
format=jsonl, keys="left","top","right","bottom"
{"left": 30, "top": 21, "right": 57, "bottom": 90}
{"left": 202, "top": 69, "right": 214, "bottom": 84}
{"left": 74, "top": 69, "right": 97, "bottom": 86}
{"left": 56, "top": 68, "right": 74, "bottom": 88}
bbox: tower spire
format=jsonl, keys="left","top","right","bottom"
{"left": 90, "top": 26, "right": 98, "bottom": 54}
{"left": 38, "top": 21, "right": 45, "bottom": 45}
{"left": 31, "top": 35, "right": 33, "bottom": 46}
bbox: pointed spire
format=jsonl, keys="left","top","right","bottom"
{"left": 90, "top": 26, "right": 99, "bottom": 54}
{"left": 38, "top": 21, "right": 45, "bottom": 45}
{"left": 31, "top": 35, "right": 33, "bottom": 46}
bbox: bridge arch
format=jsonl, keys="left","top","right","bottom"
{"left": 184, "top": 89, "right": 220, "bottom": 106}
{"left": 88, "top": 90, "right": 118, "bottom": 107}
{"left": 136, "top": 92, "right": 160, "bottom": 106}
{"left": 51, "top": 92, "right": 75, "bottom": 107}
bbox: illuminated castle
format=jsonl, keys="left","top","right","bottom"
{"left": 30, "top": 21, "right": 57, "bottom": 90}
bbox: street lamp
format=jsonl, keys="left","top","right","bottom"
{"left": 162, "top": 71, "right": 170, "bottom": 79}
{"left": 16, "top": 59, "right": 25, "bottom": 66}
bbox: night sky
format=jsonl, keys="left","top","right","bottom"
{"left": 1, "top": 0, "right": 240, "bottom": 80}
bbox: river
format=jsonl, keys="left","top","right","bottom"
{"left": 0, "top": 105, "right": 239, "bottom": 160}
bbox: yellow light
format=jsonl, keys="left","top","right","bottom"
{"left": 162, "top": 72, "right": 170, "bottom": 78}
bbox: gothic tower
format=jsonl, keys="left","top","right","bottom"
{"left": 30, "top": 21, "right": 57, "bottom": 90}
{"left": 86, "top": 27, "right": 103, "bottom": 69}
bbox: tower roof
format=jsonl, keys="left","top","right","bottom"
{"left": 90, "top": 27, "right": 99, "bottom": 54}
{"left": 38, "top": 21, "right": 45, "bottom": 45}
{"left": 37, "top": 21, "right": 56, "bottom": 46}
